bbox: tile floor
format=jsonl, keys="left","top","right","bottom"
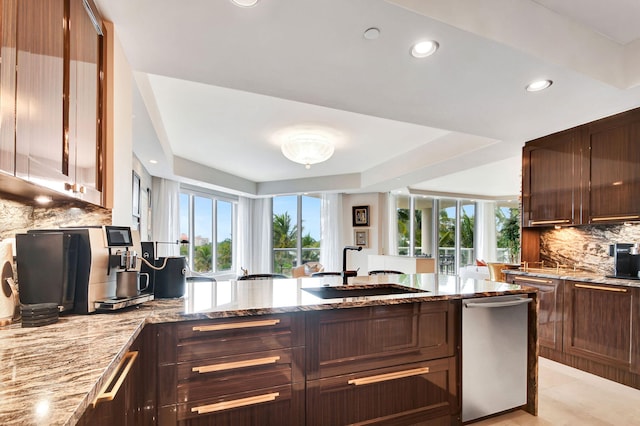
{"left": 474, "top": 357, "right": 640, "bottom": 425}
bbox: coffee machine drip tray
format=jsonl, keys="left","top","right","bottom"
{"left": 94, "top": 293, "right": 154, "bottom": 312}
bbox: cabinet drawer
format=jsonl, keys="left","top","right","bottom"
{"left": 176, "top": 382, "right": 304, "bottom": 424}
{"left": 306, "top": 301, "right": 457, "bottom": 379}
{"left": 158, "top": 313, "right": 305, "bottom": 364}
{"left": 159, "top": 347, "right": 305, "bottom": 407}
{"left": 307, "top": 357, "right": 457, "bottom": 426}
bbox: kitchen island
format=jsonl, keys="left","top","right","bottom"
{"left": 0, "top": 274, "right": 537, "bottom": 425}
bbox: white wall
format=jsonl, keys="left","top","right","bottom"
{"left": 341, "top": 193, "right": 387, "bottom": 275}
{"left": 104, "top": 22, "right": 134, "bottom": 227}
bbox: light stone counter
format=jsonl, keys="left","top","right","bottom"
{"left": 0, "top": 274, "right": 534, "bottom": 425}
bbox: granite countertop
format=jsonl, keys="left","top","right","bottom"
{"left": 0, "top": 274, "right": 534, "bottom": 425}
{"left": 504, "top": 268, "right": 640, "bottom": 288}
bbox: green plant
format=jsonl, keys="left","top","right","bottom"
{"left": 499, "top": 208, "right": 521, "bottom": 262}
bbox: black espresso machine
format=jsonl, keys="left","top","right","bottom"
{"left": 16, "top": 226, "right": 154, "bottom": 313}
{"left": 608, "top": 243, "right": 640, "bottom": 280}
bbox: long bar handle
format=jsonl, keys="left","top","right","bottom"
{"left": 348, "top": 367, "right": 430, "bottom": 386}
{"left": 93, "top": 351, "right": 139, "bottom": 406}
{"left": 516, "top": 276, "right": 553, "bottom": 284}
{"left": 464, "top": 298, "right": 532, "bottom": 309}
{"left": 191, "top": 392, "right": 280, "bottom": 414}
{"left": 192, "top": 356, "right": 281, "bottom": 374}
{"left": 192, "top": 319, "right": 280, "bottom": 332}
{"left": 592, "top": 215, "right": 640, "bottom": 222}
{"left": 530, "top": 219, "right": 571, "bottom": 225}
{"left": 574, "top": 283, "right": 627, "bottom": 293}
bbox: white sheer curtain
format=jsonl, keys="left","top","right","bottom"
{"left": 320, "top": 193, "right": 343, "bottom": 272}
{"left": 237, "top": 196, "right": 273, "bottom": 275}
{"left": 386, "top": 192, "right": 398, "bottom": 256}
{"left": 151, "top": 177, "right": 181, "bottom": 257}
{"left": 475, "top": 201, "right": 497, "bottom": 262}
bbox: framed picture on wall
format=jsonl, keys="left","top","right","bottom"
{"left": 354, "top": 229, "right": 369, "bottom": 248}
{"left": 132, "top": 171, "right": 141, "bottom": 218}
{"left": 352, "top": 205, "right": 369, "bottom": 227}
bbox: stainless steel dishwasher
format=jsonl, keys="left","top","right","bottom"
{"left": 462, "top": 295, "right": 531, "bottom": 422}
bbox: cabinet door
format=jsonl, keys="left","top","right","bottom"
{"left": 305, "top": 302, "right": 456, "bottom": 380}
{"left": 68, "top": 0, "right": 102, "bottom": 204}
{"left": 15, "top": 0, "right": 67, "bottom": 191}
{"left": 522, "top": 128, "right": 581, "bottom": 226}
{"left": 563, "top": 281, "right": 637, "bottom": 369}
{"left": 0, "top": 0, "right": 17, "bottom": 175}
{"left": 587, "top": 116, "right": 640, "bottom": 223}
{"left": 509, "top": 274, "right": 563, "bottom": 351}
{"left": 307, "top": 357, "right": 457, "bottom": 426}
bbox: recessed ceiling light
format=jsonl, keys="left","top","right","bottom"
{"left": 411, "top": 40, "right": 439, "bottom": 58}
{"left": 363, "top": 27, "right": 380, "bottom": 40}
{"left": 526, "top": 79, "right": 553, "bottom": 92}
{"left": 149, "top": 159, "right": 158, "bottom": 164}
{"left": 231, "top": 0, "right": 258, "bottom": 7}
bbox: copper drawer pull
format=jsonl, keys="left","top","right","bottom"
{"left": 192, "top": 356, "right": 281, "bottom": 374}
{"left": 574, "top": 284, "right": 627, "bottom": 293}
{"left": 191, "top": 392, "right": 280, "bottom": 414}
{"left": 530, "top": 219, "right": 570, "bottom": 225}
{"left": 93, "top": 351, "right": 139, "bottom": 406}
{"left": 348, "top": 367, "right": 430, "bottom": 386}
{"left": 516, "top": 277, "right": 553, "bottom": 284}
{"left": 192, "top": 319, "right": 280, "bottom": 332}
{"left": 592, "top": 215, "right": 640, "bottom": 222}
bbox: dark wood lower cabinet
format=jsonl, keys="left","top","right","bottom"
{"left": 78, "top": 325, "right": 156, "bottom": 425}
{"left": 506, "top": 273, "right": 563, "bottom": 352}
{"left": 563, "top": 281, "right": 638, "bottom": 369}
{"left": 307, "top": 357, "right": 457, "bottom": 426}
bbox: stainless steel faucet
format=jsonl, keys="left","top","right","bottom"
{"left": 342, "top": 246, "right": 362, "bottom": 284}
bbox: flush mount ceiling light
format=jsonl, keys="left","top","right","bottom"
{"left": 231, "top": 0, "right": 258, "bottom": 7}
{"left": 411, "top": 40, "right": 439, "bottom": 58}
{"left": 281, "top": 133, "right": 335, "bottom": 169}
{"left": 526, "top": 79, "right": 553, "bottom": 92}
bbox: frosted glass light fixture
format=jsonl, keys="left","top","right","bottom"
{"left": 231, "top": 0, "right": 258, "bottom": 7}
{"left": 281, "top": 133, "right": 335, "bottom": 169}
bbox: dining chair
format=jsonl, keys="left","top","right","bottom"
{"left": 368, "top": 270, "right": 404, "bottom": 275}
{"left": 237, "top": 273, "right": 287, "bottom": 280}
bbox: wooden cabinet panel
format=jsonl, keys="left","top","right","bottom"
{"left": 507, "top": 274, "right": 563, "bottom": 351}
{"left": 78, "top": 327, "right": 155, "bottom": 426}
{"left": 15, "top": 0, "right": 65, "bottom": 190}
{"left": 587, "top": 114, "right": 640, "bottom": 223}
{"left": 522, "top": 128, "right": 582, "bottom": 226}
{"left": 305, "top": 301, "right": 456, "bottom": 380}
{"left": 563, "top": 281, "right": 636, "bottom": 369}
{"left": 68, "top": 0, "right": 102, "bottom": 204}
{"left": 0, "top": 0, "right": 17, "bottom": 175}
{"left": 307, "top": 357, "right": 457, "bottom": 426}
{"left": 157, "top": 314, "right": 306, "bottom": 425}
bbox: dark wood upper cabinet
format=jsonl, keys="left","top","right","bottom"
{"left": 522, "top": 128, "right": 583, "bottom": 227}
{"left": 522, "top": 106, "right": 640, "bottom": 229}
{"left": 2, "top": 0, "right": 104, "bottom": 205}
{"left": 0, "top": 0, "right": 17, "bottom": 176}
{"left": 585, "top": 109, "right": 640, "bottom": 223}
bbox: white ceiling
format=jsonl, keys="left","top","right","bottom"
{"left": 95, "top": 0, "right": 640, "bottom": 198}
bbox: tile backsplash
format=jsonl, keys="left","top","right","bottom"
{"left": 0, "top": 196, "right": 111, "bottom": 240}
{"left": 540, "top": 224, "right": 640, "bottom": 275}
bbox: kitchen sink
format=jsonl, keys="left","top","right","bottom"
{"left": 302, "top": 284, "right": 426, "bottom": 299}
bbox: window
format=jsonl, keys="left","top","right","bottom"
{"left": 272, "top": 194, "right": 321, "bottom": 276}
{"left": 394, "top": 194, "right": 520, "bottom": 274}
{"left": 496, "top": 200, "right": 520, "bottom": 263}
{"left": 179, "top": 189, "right": 237, "bottom": 275}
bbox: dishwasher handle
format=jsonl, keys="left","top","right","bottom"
{"left": 463, "top": 297, "right": 532, "bottom": 309}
